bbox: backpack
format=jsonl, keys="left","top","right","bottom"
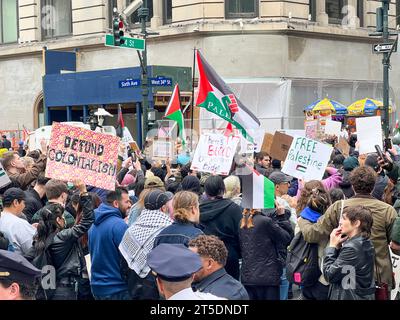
{"left": 286, "top": 232, "right": 321, "bottom": 287}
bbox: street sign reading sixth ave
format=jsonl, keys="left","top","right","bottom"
{"left": 105, "top": 34, "right": 145, "bottom": 51}
{"left": 373, "top": 43, "right": 397, "bottom": 53}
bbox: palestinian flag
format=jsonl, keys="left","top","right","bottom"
{"left": 195, "top": 50, "right": 260, "bottom": 143}
{"left": 164, "top": 84, "right": 186, "bottom": 145}
{"left": 116, "top": 105, "right": 124, "bottom": 138}
{"left": 241, "top": 166, "right": 275, "bottom": 209}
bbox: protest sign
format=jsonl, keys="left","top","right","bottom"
{"left": 305, "top": 120, "right": 318, "bottom": 139}
{"left": 282, "top": 136, "right": 333, "bottom": 181}
{"left": 151, "top": 139, "right": 174, "bottom": 159}
{"left": 269, "top": 132, "right": 293, "bottom": 161}
{"left": 191, "top": 133, "right": 240, "bottom": 175}
{"left": 337, "top": 137, "right": 350, "bottom": 157}
{"left": 45, "top": 122, "right": 120, "bottom": 191}
{"left": 0, "top": 162, "right": 11, "bottom": 189}
{"left": 324, "top": 120, "right": 342, "bottom": 137}
{"left": 356, "top": 116, "right": 383, "bottom": 154}
{"left": 260, "top": 133, "right": 274, "bottom": 154}
{"left": 390, "top": 248, "right": 400, "bottom": 300}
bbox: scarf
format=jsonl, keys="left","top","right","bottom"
{"left": 300, "top": 206, "right": 322, "bottom": 223}
{"left": 119, "top": 209, "right": 172, "bottom": 278}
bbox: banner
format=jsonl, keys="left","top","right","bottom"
{"left": 324, "top": 120, "right": 342, "bottom": 137}
{"left": 0, "top": 162, "right": 11, "bottom": 189}
{"left": 356, "top": 116, "right": 383, "bottom": 154}
{"left": 282, "top": 136, "right": 333, "bottom": 181}
{"left": 45, "top": 122, "right": 120, "bottom": 191}
{"left": 191, "top": 133, "right": 240, "bottom": 175}
{"left": 151, "top": 139, "right": 174, "bottom": 159}
{"left": 305, "top": 120, "right": 318, "bottom": 139}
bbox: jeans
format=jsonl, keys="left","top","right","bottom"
{"left": 280, "top": 268, "right": 289, "bottom": 300}
{"left": 94, "top": 290, "right": 131, "bottom": 300}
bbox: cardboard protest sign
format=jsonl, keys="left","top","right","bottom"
{"left": 305, "top": 120, "right": 318, "bottom": 139}
{"left": 324, "top": 120, "right": 342, "bottom": 137}
{"left": 260, "top": 133, "right": 274, "bottom": 154}
{"left": 45, "top": 122, "right": 120, "bottom": 191}
{"left": 356, "top": 116, "right": 383, "bottom": 154}
{"left": 191, "top": 133, "right": 240, "bottom": 175}
{"left": 282, "top": 136, "right": 333, "bottom": 181}
{"left": 337, "top": 137, "right": 350, "bottom": 157}
{"left": 390, "top": 248, "right": 400, "bottom": 300}
{"left": 0, "top": 162, "right": 11, "bottom": 189}
{"left": 269, "top": 132, "right": 294, "bottom": 161}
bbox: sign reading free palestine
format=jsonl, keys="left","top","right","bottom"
{"left": 282, "top": 136, "right": 333, "bottom": 181}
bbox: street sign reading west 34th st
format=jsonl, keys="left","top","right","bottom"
{"left": 105, "top": 34, "right": 145, "bottom": 51}
{"left": 373, "top": 42, "right": 397, "bottom": 53}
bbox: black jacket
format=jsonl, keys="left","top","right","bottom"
{"left": 323, "top": 235, "right": 375, "bottom": 300}
{"left": 26, "top": 195, "right": 94, "bottom": 282}
{"left": 199, "top": 198, "right": 242, "bottom": 280}
{"left": 239, "top": 209, "right": 293, "bottom": 286}
{"left": 23, "top": 189, "right": 45, "bottom": 223}
{"left": 192, "top": 268, "right": 249, "bottom": 300}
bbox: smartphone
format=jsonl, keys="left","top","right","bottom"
{"left": 375, "top": 144, "right": 385, "bottom": 160}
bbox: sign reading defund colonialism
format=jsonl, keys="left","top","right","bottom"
{"left": 282, "top": 136, "right": 333, "bottom": 181}
{"left": 45, "top": 122, "right": 120, "bottom": 191}
{"left": 191, "top": 133, "right": 240, "bottom": 175}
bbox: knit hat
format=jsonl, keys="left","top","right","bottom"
{"left": 121, "top": 173, "right": 136, "bottom": 186}
{"left": 343, "top": 156, "right": 359, "bottom": 171}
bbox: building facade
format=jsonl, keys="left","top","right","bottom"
{"left": 1, "top": 0, "right": 399, "bottom": 134}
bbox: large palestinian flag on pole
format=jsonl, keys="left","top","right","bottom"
{"left": 164, "top": 84, "right": 186, "bottom": 145}
{"left": 195, "top": 50, "right": 261, "bottom": 143}
{"left": 241, "top": 165, "right": 275, "bottom": 209}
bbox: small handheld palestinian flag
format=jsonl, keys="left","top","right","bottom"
{"left": 241, "top": 166, "right": 275, "bottom": 209}
{"left": 195, "top": 50, "right": 260, "bottom": 143}
{"left": 116, "top": 105, "right": 124, "bottom": 138}
{"left": 164, "top": 84, "right": 186, "bottom": 146}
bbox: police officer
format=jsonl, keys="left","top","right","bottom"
{"left": 0, "top": 249, "right": 41, "bottom": 300}
{"left": 147, "top": 243, "right": 225, "bottom": 300}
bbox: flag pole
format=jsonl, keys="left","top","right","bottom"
{"left": 190, "top": 47, "right": 196, "bottom": 152}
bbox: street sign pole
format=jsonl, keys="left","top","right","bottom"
{"left": 139, "top": 0, "right": 149, "bottom": 148}
{"left": 382, "top": 0, "right": 390, "bottom": 145}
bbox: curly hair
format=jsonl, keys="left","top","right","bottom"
{"left": 349, "top": 166, "right": 377, "bottom": 195}
{"left": 172, "top": 191, "right": 199, "bottom": 223}
{"left": 188, "top": 235, "right": 228, "bottom": 267}
{"left": 296, "top": 180, "right": 326, "bottom": 214}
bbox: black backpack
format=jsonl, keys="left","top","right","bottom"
{"left": 286, "top": 232, "right": 321, "bottom": 287}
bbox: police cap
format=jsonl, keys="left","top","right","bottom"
{"left": 0, "top": 249, "right": 41, "bottom": 284}
{"left": 147, "top": 244, "right": 202, "bottom": 282}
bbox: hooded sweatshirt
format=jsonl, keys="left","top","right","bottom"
{"left": 199, "top": 198, "right": 242, "bottom": 279}
{"left": 88, "top": 203, "right": 129, "bottom": 297}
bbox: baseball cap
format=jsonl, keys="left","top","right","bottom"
{"left": 144, "top": 176, "right": 165, "bottom": 189}
{"left": 144, "top": 189, "right": 173, "bottom": 210}
{"left": 268, "top": 171, "right": 292, "bottom": 185}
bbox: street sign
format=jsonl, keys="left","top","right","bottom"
{"left": 119, "top": 79, "right": 141, "bottom": 88}
{"left": 149, "top": 76, "right": 173, "bottom": 87}
{"left": 105, "top": 34, "right": 145, "bottom": 51}
{"left": 373, "top": 42, "right": 397, "bottom": 53}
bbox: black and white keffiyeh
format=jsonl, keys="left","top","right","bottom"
{"left": 119, "top": 209, "right": 172, "bottom": 278}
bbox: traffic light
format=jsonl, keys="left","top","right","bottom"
{"left": 113, "top": 16, "right": 125, "bottom": 46}
{"left": 376, "top": 7, "right": 383, "bottom": 33}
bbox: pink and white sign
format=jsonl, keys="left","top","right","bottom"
{"left": 45, "top": 122, "right": 120, "bottom": 191}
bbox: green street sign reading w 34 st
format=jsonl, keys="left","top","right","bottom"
{"left": 105, "top": 34, "right": 145, "bottom": 51}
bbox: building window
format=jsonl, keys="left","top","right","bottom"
{"left": 0, "top": 0, "right": 18, "bottom": 44}
{"left": 326, "top": 0, "right": 346, "bottom": 25}
{"left": 127, "top": 0, "right": 153, "bottom": 25}
{"left": 357, "top": 0, "right": 363, "bottom": 27}
{"left": 108, "top": 0, "right": 118, "bottom": 29}
{"left": 41, "top": 0, "right": 72, "bottom": 39}
{"left": 309, "top": 0, "right": 316, "bottom": 22}
{"left": 163, "top": 0, "right": 172, "bottom": 24}
{"left": 225, "top": 0, "right": 258, "bottom": 19}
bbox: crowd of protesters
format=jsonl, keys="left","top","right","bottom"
{"left": 0, "top": 125, "right": 400, "bottom": 301}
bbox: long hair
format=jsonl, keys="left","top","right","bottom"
{"left": 296, "top": 180, "right": 326, "bottom": 215}
{"left": 75, "top": 193, "right": 101, "bottom": 248}
{"left": 240, "top": 209, "right": 261, "bottom": 229}
{"left": 33, "top": 203, "right": 64, "bottom": 253}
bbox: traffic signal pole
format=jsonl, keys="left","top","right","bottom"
{"left": 382, "top": 0, "right": 390, "bottom": 146}
{"left": 138, "top": 1, "right": 149, "bottom": 148}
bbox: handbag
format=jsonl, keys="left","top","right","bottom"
{"left": 375, "top": 259, "right": 389, "bottom": 300}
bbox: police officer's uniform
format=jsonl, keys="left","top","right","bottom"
{"left": 0, "top": 249, "right": 41, "bottom": 300}
{"left": 147, "top": 244, "right": 226, "bottom": 300}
